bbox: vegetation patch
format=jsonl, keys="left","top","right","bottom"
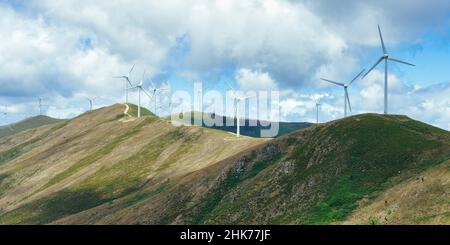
{"left": 123, "top": 185, "right": 166, "bottom": 208}
{"left": 37, "top": 119, "right": 151, "bottom": 192}
{"left": 126, "top": 103, "right": 155, "bottom": 117}
{"left": 189, "top": 153, "right": 282, "bottom": 224}
{"left": 0, "top": 188, "right": 109, "bottom": 224}
{"left": 0, "top": 122, "right": 67, "bottom": 165}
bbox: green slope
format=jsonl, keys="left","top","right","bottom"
{"left": 0, "top": 104, "right": 267, "bottom": 224}
{"left": 183, "top": 114, "right": 450, "bottom": 224}
{"left": 0, "top": 111, "right": 448, "bottom": 224}
{"left": 0, "top": 115, "right": 64, "bottom": 138}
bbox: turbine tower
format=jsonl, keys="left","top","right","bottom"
{"left": 362, "top": 25, "right": 415, "bottom": 114}
{"left": 321, "top": 69, "right": 365, "bottom": 117}
{"left": 114, "top": 64, "right": 135, "bottom": 104}
{"left": 129, "top": 70, "right": 152, "bottom": 118}
{"left": 38, "top": 98, "right": 49, "bottom": 116}
{"left": 227, "top": 82, "right": 255, "bottom": 138}
{"left": 315, "top": 102, "right": 320, "bottom": 124}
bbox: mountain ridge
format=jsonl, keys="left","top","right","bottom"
{"left": 0, "top": 115, "right": 64, "bottom": 138}
{"left": 0, "top": 104, "right": 448, "bottom": 224}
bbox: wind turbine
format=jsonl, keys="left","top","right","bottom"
{"left": 148, "top": 81, "right": 170, "bottom": 115}
{"left": 362, "top": 25, "right": 415, "bottom": 114}
{"left": 113, "top": 64, "right": 135, "bottom": 104}
{"left": 315, "top": 102, "right": 320, "bottom": 124}
{"left": 321, "top": 69, "right": 365, "bottom": 117}
{"left": 129, "top": 70, "right": 152, "bottom": 118}
{"left": 38, "top": 98, "right": 49, "bottom": 116}
{"left": 227, "top": 82, "right": 255, "bottom": 138}
{"left": 86, "top": 97, "right": 97, "bottom": 111}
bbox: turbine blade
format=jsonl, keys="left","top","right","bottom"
{"left": 378, "top": 24, "right": 387, "bottom": 54}
{"left": 388, "top": 58, "right": 415, "bottom": 66}
{"left": 226, "top": 81, "right": 236, "bottom": 97}
{"left": 149, "top": 79, "right": 156, "bottom": 89}
{"left": 345, "top": 89, "right": 352, "bottom": 112}
{"left": 362, "top": 57, "right": 384, "bottom": 78}
{"left": 348, "top": 68, "right": 366, "bottom": 86}
{"left": 142, "top": 69, "right": 146, "bottom": 86}
{"left": 129, "top": 64, "right": 135, "bottom": 75}
{"left": 226, "top": 81, "right": 235, "bottom": 91}
{"left": 320, "top": 78, "right": 345, "bottom": 86}
{"left": 126, "top": 77, "right": 134, "bottom": 87}
{"left": 142, "top": 88, "right": 153, "bottom": 99}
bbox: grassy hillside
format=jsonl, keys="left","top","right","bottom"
{"left": 0, "top": 104, "right": 267, "bottom": 224}
{"left": 181, "top": 114, "right": 450, "bottom": 225}
{"left": 0, "top": 109, "right": 448, "bottom": 225}
{"left": 0, "top": 115, "right": 64, "bottom": 138}
{"left": 51, "top": 113, "right": 449, "bottom": 225}
{"left": 184, "top": 114, "right": 450, "bottom": 224}
{"left": 170, "top": 111, "right": 312, "bottom": 138}
{"left": 342, "top": 159, "right": 450, "bottom": 224}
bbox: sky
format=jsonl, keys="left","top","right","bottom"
{"left": 0, "top": 0, "right": 449, "bottom": 130}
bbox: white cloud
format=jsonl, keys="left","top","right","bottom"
{"left": 0, "top": 1, "right": 449, "bottom": 131}
{"left": 235, "top": 68, "right": 277, "bottom": 91}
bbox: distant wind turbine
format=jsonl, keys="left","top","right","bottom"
{"left": 114, "top": 64, "right": 135, "bottom": 104}
{"left": 129, "top": 70, "right": 153, "bottom": 118}
{"left": 86, "top": 97, "right": 97, "bottom": 111}
{"left": 315, "top": 102, "right": 320, "bottom": 124}
{"left": 362, "top": 25, "right": 415, "bottom": 115}
{"left": 38, "top": 98, "right": 49, "bottom": 116}
{"left": 321, "top": 69, "right": 365, "bottom": 117}
{"left": 148, "top": 81, "right": 170, "bottom": 115}
{"left": 227, "top": 82, "right": 255, "bottom": 138}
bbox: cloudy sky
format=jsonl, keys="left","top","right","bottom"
{"left": 0, "top": 0, "right": 449, "bottom": 130}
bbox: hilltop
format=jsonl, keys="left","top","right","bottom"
{"left": 0, "top": 115, "right": 64, "bottom": 138}
{"left": 0, "top": 106, "right": 448, "bottom": 224}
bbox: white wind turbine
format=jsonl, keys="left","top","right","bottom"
{"left": 129, "top": 70, "right": 153, "bottom": 118}
{"left": 114, "top": 64, "right": 135, "bottom": 104}
{"left": 148, "top": 81, "right": 170, "bottom": 115}
{"left": 362, "top": 25, "right": 415, "bottom": 114}
{"left": 315, "top": 102, "right": 320, "bottom": 124}
{"left": 38, "top": 98, "right": 49, "bottom": 116}
{"left": 321, "top": 69, "right": 365, "bottom": 117}
{"left": 86, "top": 97, "right": 97, "bottom": 111}
{"left": 227, "top": 82, "right": 255, "bottom": 138}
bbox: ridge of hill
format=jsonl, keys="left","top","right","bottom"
{"left": 0, "top": 115, "right": 64, "bottom": 138}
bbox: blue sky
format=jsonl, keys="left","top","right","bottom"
{"left": 0, "top": 0, "right": 449, "bottom": 130}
